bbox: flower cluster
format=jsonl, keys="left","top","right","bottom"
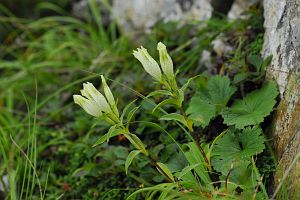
{"left": 74, "top": 75, "right": 150, "bottom": 157}
{"left": 74, "top": 42, "right": 179, "bottom": 120}
{"left": 73, "top": 75, "right": 119, "bottom": 124}
{"left": 133, "top": 42, "right": 178, "bottom": 91}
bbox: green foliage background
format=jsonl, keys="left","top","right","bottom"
{"left": 0, "top": 1, "right": 279, "bottom": 199}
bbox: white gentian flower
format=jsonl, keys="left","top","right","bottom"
{"left": 101, "top": 75, "right": 119, "bottom": 117}
{"left": 81, "top": 82, "right": 112, "bottom": 113}
{"left": 133, "top": 46, "right": 162, "bottom": 82}
{"left": 157, "top": 42, "right": 174, "bottom": 80}
{"left": 73, "top": 95, "right": 103, "bottom": 117}
{"left": 74, "top": 82, "right": 112, "bottom": 117}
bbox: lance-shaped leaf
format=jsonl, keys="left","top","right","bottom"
{"left": 146, "top": 90, "right": 173, "bottom": 98}
{"left": 120, "top": 99, "right": 137, "bottom": 124}
{"left": 126, "top": 106, "right": 140, "bottom": 129}
{"left": 183, "top": 142, "right": 213, "bottom": 189}
{"left": 177, "top": 163, "right": 200, "bottom": 180}
{"left": 125, "top": 150, "right": 142, "bottom": 174}
{"left": 152, "top": 98, "right": 178, "bottom": 113}
{"left": 125, "top": 133, "right": 148, "bottom": 156}
{"left": 156, "top": 162, "right": 174, "bottom": 182}
{"left": 160, "top": 113, "right": 190, "bottom": 129}
{"left": 92, "top": 126, "right": 124, "bottom": 147}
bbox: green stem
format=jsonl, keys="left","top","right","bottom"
{"left": 128, "top": 172, "right": 153, "bottom": 186}
{"left": 148, "top": 156, "right": 174, "bottom": 183}
{"left": 126, "top": 129, "right": 174, "bottom": 183}
{"left": 179, "top": 107, "right": 211, "bottom": 172}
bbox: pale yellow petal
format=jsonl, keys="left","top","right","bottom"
{"left": 73, "top": 95, "right": 102, "bottom": 117}
{"left": 101, "top": 75, "right": 119, "bottom": 117}
{"left": 82, "top": 82, "right": 112, "bottom": 113}
{"left": 157, "top": 42, "right": 174, "bottom": 80}
{"left": 133, "top": 47, "right": 162, "bottom": 81}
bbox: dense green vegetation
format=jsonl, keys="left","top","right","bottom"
{"left": 0, "top": 1, "right": 282, "bottom": 199}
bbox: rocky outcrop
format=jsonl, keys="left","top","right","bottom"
{"left": 227, "top": 0, "right": 259, "bottom": 20}
{"left": 72, "top": 0, "right": 262, "bottom": 36}
{"left": 263, "top": 0, "right": 300, "bottom": 198}
{"left": 112, "top": 0, "right": 212, "bottom": 36}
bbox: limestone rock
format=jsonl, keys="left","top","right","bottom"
{"left": 72, "top": 0, "right": 89, "bottom": 19}
{"left": 263, "top": 0, "right": 300, "bottom": 198}
{"left": 112, "top": 0, "right": 212, "bottom": 36}
{"left": 72, "top": 0, "right": 111, "bottom": 25}
{"left": 212, "top": 35, "right": 233, "bottom": 56}
{"left": 227, "top": 0, "right": 259, "bottom": 20}
{"left": 0, "top": 175, "right": 9, "bottom": 199}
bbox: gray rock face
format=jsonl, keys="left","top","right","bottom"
{"left": 263, "top": 0, "right": 300, "bottom": 198}
{"left": 72, "top": 0, "right": 261, "bottom": 36}
{"left": 112, "top": 0, "right": 212, "bottom": 36}
{"left": 212, "top": 34, "right": 233, "bottom": 56}
{"left": 72, "top": 0, "right": 89, "bottom": 19}
{"left": 72, "top": 0, "right": 112, "bottom": 25}
{"left": 263, "top": 0, "right": 300, "bottom": 97}
{"left": 227, "top": 0, "right": 259, "bottom": 20}
{"left": 0, "top": 175, "right": 9, "bottom": 198}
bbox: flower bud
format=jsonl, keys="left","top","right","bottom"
{"left": 101, "top": 75, "right": 119, "bottom": 117}
{"left": 133, "top": 47, "right": 162, "bottom": 82}
{"left": 157, "top": 42, "right": 174, "bottom": 80}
